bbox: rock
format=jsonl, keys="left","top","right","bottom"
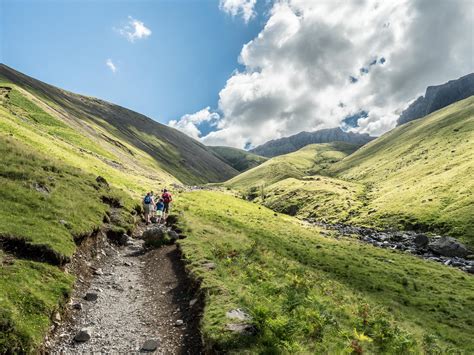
{"left": 53, "top": 312, "right": 61, "bottom": 322}
{"left": 141, "top": 339, "right": 159, "bottom": 352}
{"left": 226, "top": 309, "right": 251, "bottom": 321}
{"left": 93, "top": 268, "right": 104, "bottom": 276}
{"left": 413, "top": 234, "right": 429, "bottom": 247}
{"left": 175, "top": 319, "right": 184, "bottom": 326}
{"left": 202, "top": 262, "right": 216, "bottom": 270}
{"left": 429, "top": 237, "right": 469, "bottom": 258}
{"left": 225, "top": 323, "right": 257, "bottom": 335}
{"left": 72, "top": 302, "right": 82, "bottom": 310}
{"left": 95, "top": 175, "right": 109, "bottom": 188}
{"left": 464, "top": 265, "right": 474, "bottom": 274}
{"left": 74, "top": 328, "right": 91, "bottom": 342}
{"left": 189, "top": 298, "right": 198, "bottom": 307}
{"left": 124, "top": 261, "right": 132, "bottom": 267}
{"left": 84, "top": 292, "right": 98, "bottom": 302}
{"left": 143, "top": 227, "right": 167, "bottom": 244}
{"left": 167, "top": 230, "right": 180, "bottom": 241}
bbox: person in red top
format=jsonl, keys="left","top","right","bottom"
{"left": 161, "top": 189, "right": 172, "bottom": 220}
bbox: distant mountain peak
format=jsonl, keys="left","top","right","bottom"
{"left": 397, "top": 73, "right": 474, "bottom": 126}
{"left": 250, "top": 127, "right": 374, "bottom": 158}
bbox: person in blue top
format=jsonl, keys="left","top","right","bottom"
{"left": 155, "top": 198, "right": 165, "bottom": 224}
{"left": 142, "top": 192, "right": 155, "bottom": 225}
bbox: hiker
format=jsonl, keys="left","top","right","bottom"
{"left": 155, "top": 198, "right": 165, "bottom": 224}
{"left": 150, "top": 190, "right": 156, "bottom": 222}
{"left": 161, "top": 189, "right": 172, "bottom": 220}
{"left": 142, "top": 192, "right": 155, "bottom": 225}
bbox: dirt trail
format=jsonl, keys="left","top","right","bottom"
{"left": 49, "top": 224, "right": 203, "bottom": 354}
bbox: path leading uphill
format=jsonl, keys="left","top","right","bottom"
{"left": 48, "top": 224, "right": 203, "bottom": 354}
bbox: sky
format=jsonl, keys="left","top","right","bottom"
{"left": 1, "top": 0, "right": 473, "bottom": 149}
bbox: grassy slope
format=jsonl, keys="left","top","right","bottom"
{"left": 0, "top": 81, "right": 145, "bottom": 351}
{"left": 260, "top": 176, "right": 366, "bottom": 223}
{"left": 329, "top": 97, "right": 474, "bottom": 243}
{"left": 225, "top": 142, "right": 358, "bottom": 191}
{"left": 0, "top": 251, "right": 74, "bottom": 353}
{"left": 177, "top": 191, "right": 474, "bottom": 353}
{"left": 208, "top": 146, "right": 268, "bottom": 172}
{"left": 0, "top": 64, "right": 238, "bottom": 184}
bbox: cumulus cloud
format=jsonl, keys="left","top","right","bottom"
{"left": 168, "top": 107, "right": 220, "bottom": 140}
{"left": 197, "top": 0, "right": 474, "bottom": 148}
{"left": 219, "top": 0, "right": 257, "bottom": 23}
{"left": 117, "top": 16, "right": 152, "bottom": 42}
{"left": 106, "top": 58, "right": 117, "bottom": 73}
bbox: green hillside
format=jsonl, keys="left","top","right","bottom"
{"left": 209, "top": 146, "right": 268, "bottom": 172}
{"left": 176, "top": 191, "right": 474, "bottom": 353}
{"left": 230, "top": 97, "right": 474, "bottom": 246}
{"left": 330, "top": 96, "right": 474, "bottom": 244}
{"left": 225, "top": 142, "right": 359, "bottom": 192}
{"left": 0, "top": 64, "right": 238, "bottom": 185}
{"left": 0, "top": 65, "right": 235, "bottom": 352}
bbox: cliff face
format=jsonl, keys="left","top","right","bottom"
{"left": 397, "top": 73, "right": 474, "bottom": 126}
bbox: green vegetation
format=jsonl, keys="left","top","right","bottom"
{"left": 225, "top": 97, "right": 474, "bottom": 247}
{"left": 330, "top": 97, "right": 474, "bottom": 245}
{"left": 176, "top": 191, "right": 474, "bottom": 353}
{"left": 0, "top": 64, "right": 238, "bottom": 184}
{"left": 209, "top": 146, "right": 268, "bottom": 172}
{"left": 0, "top": 251, "right": 74, "bottom": 353}
{"left": 259, "top": 176, "right": 366, "bottom": 222}
{"left": 225, "top": 142, "right": 358, "bottom": 192}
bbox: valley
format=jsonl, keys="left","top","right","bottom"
{"left": 0, "top": 65, "right": 473, "bottom": 354}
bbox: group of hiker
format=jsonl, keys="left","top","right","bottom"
{"left": 142, "top": 189, "right": 172, "bottom": 225}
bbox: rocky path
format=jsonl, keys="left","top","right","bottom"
{"left": 306, "top": 218, "right": 474, "bottom": 274}
{"left": 49, "top": 224, "right": 203, "bottom": 354}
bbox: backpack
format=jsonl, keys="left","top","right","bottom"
{"left": 162, "top": 192, "right": 172, "bottom": 203}
{"left": 144, "top": 195, "right": 151, "bottom": 204}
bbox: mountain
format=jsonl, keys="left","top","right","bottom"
{"left": 0, "top": 64, "right": 238, "bottom": 184}
{"left": 397, "top": 73, "right": 474, "bottom": 125}
{"left": 208, "top": 146, "right": 267, "bottom": 172}
{"left": 244, "top": 97, "right": 474, "bottom": 247}
{"left": 225, "top": 142, "right": 359, "bottom": 191}
{"left": 250, "top": 127, "right": 374, "bottom": 158}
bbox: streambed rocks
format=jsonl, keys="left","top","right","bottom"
{"left": 306, "top": 219, "right": 473, "bottom": 273}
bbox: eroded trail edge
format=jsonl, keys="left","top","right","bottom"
{"left": 48, "top": 224, "right": 203, "bottom": 354}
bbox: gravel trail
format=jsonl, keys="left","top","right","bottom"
{"left": 49, "top": 225, "right": 203, "bottom": 354}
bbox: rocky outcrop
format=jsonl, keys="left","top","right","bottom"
{"left": 397, "top": 73, "right": 474, "bottom": 125}
{"left": 250, "top": 127, "right": 374, "bottom": 158}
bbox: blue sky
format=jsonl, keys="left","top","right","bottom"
{"left": 1, "top": 0, "right": 264, "bottom": 123}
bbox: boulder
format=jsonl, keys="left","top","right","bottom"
{"left": 84, "top": 292, "right": 98, "bottom": 302}
{"left": 167, "top": 230, "right": 179, "bottom": 241}
{"left": 225, "top": 323, "right": 257, "bottom": 335}
{"left": 226, "top": 309, "right": 251, "bottom": 321}
{"left": 429, "top": 237, "right": 469, "bottom": 258}
{"left": 413, "top": 234, "right": 429, "bottom": 247}
{"left": 141, "top": 339, "right": 159, "bottom": 352}
{"left": 74, "top": 328, "right": 91, "bottom": 342}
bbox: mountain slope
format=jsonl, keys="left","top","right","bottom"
{"left": 0, "top": 64, "right": 238, "bottom": 184}
{"left": 176, "top": 191, "right": 474, "bottom": 353}
{"left": 330, "top": 96, "right": 474, "bottom": 244}
{"left": 250, "top": 127, "right": 374, "bottom": 158}
{"left": 208, "top": 146, "right": 268, "bottom": 172}
{"left": 397, "top": 73, "right": 474, "bottom": 125}
{"left": 225, "top": 142, "right": 359, "bottom": 192}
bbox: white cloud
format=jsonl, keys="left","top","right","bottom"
{"left": 219, "top": 0, "right": 257, "bottom": 23}
{"left": 106, "top": 58, "right": 117, "bottom": 73}
{"left": 202, "top": 0, "right": 474, "bottom": 148}
{"left": 168, "top": 107, "right": 220, "bottom": 140}
{"left": 117, "top": 16, "right": 152, "bottom": 42}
